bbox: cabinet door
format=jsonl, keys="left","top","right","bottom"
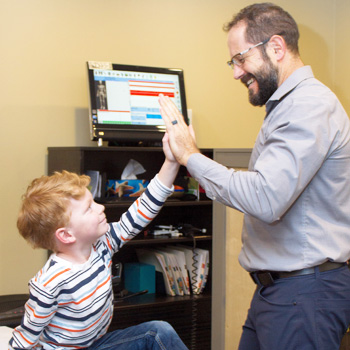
{"left": 110, "top": 295, "right": 211, "bottom": 350}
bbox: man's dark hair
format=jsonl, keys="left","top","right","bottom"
{"left": 224, "top": 2, "right": 300, "bottom": 54}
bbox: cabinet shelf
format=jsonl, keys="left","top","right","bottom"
{"left": 124, "top": 234, "right": 212, "bottom": 246}
{"left": 114, "top": 291, "right": 211, "bottom": 309}
{"left": 102, "top": 198, "right": 212, "bottom": 209}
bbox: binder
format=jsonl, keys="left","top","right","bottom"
{"left": 136, "top": 246, "right": 209, "bottom": 296}
{"left": 172, "top": 245, "right": 209, "bottom": 294}
{"left": 165, "top": 247, "right": 191, "bottom": 295}
{"left": 170, "top": 246, "right": 198, "bottom": 294}
{"left": 195, "top": 247, "right": 210, "bottom": 293}
{"left": 154, "top": 249, "right": 184, "bottom": 296}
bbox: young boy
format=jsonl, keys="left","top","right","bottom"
{"left": 9, "top": 136, "right": 189, "bottom": 350}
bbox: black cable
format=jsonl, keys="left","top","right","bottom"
{"left": 191, "top": 235, "right": 200, "bottom": 295}
{"left": 191, "top": 296, "right": 198, "bottom": 350}
{"left": 191, "top": 234, "right": 198, "bottom": 350}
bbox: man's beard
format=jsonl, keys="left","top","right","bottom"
{"left": 246, "top": 59, "right": 279, "bottom": 107}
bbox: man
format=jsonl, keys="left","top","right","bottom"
{"left": 159, "top": 3, "right": 350, "bottom": 350}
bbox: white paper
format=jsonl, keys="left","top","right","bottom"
{"left": 121, "top": 159, "right": 146, "bottom": 179}
{"left": 0, "top": 327, "right": 13, "bottom": 350}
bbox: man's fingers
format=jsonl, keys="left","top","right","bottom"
{"left": 189, "top": 125, "right": 196, "bottom": 142}
{"left": 159, "top": 94, "right": 185, "bottom": 128}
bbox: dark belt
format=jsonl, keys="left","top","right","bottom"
{"left": 250, "top": 261, "right": 347, "bottom": 287}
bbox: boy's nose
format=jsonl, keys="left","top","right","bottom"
{"left": 97, "top": 202, "right": 105, "bottom": 213}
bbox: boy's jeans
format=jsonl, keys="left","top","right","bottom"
{"left": 87, "top": 320, "right": 188, "bottom": 350}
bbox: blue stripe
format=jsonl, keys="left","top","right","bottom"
{"left": 144, "top": 188, "right": 163, "bottom": 207}
{"left": 59, "top": 265, "right": 106, "bottom": 296}
{"left": 126, "top": 211, "right": 143, "bottom": 231}
{"left": 20, "top": 322, "right": 42, "bottom": 337}
{"left": 59, "top": 287, "right": 110, "bottom": 314}
{"left": 140, "top": 199, "right": 158, "bottom": 215}
{"left": 109, "top": 224, "right": 121, "bottom": 249}
{"left": 43, "top": 256, "right": 104, "bottom": 294}
{"left": 55, "top": 291, "right": 112, "bottom": 322}
{"left": 29, "top": 286, "right": 57, "bottom": 309}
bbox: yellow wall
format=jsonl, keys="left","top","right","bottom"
{"left": 0, "top": 0, "right": 348, "bottom": 301}
{"left": 225, "top": 207, "right": 253, "bottom": 349}
{"left": 334, "top": 1, "right": 350, "bottom": 108}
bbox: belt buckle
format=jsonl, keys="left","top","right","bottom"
{"left": 250, "top": 271, "right": 275, "bottom": 287}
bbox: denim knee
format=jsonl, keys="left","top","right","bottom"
{"left": 146, "top": 320, "right": 187, "bottom": 349}
{"left": 147, "top": 321, "right": 174, "bottom": 337}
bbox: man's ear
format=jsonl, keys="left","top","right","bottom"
{"left": 55, "top": 228, "right": 76, "bottom": 244}
{"left": 268, "top": 34, "right": 286, "bottom": 61}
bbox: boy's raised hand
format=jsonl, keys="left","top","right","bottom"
{"left": 162, "top": 132, "right": 177, "bottom": 163}
{"left": 157, "top": 131, "right": 180, "bottom": 189}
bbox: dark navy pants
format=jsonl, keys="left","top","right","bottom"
{"left": 238, "top": 265, "right": 350, "bottom": 350}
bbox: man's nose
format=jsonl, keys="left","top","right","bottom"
{"left": 233, "top": 64, "right": 246, "bottom": 80}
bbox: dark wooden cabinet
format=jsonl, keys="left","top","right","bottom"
{"left": 48, "top": 146, "right": 213, "bottom": 350}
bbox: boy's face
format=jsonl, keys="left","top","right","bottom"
{"left": 67, "top": 188, "right": 108, "bottom": 246}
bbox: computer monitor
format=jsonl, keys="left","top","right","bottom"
{"left": 87, "top": 61, "right": 189, "bottom": 146}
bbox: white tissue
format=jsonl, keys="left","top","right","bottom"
{"left": 121, "top": 159, "right": 146, "bottom": 180}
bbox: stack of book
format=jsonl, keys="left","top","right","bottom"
{"left": 136, "top": 246, "right": 209, "bottom": 296}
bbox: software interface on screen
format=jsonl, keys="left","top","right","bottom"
{"left": 92, "top": 69, "right": 183, "bottom": 126}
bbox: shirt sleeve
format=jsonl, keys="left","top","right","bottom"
{"left": 187, "top": 94, "right": 337, "bottom": 224}
{"left": 106, "top": 174, "right": 174, "bottom": 253}
{"left": 8, "top": 280, "right": 57, "bottom": 350}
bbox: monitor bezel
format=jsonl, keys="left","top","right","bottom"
{"left": 87, "top": 61, "right": 189, "bottom": 146}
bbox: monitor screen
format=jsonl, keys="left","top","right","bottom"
{"left": 87, "top": 61, "right": 188, "bottom": 146}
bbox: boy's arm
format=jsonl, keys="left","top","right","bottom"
{"left": 107, "top": 173, "right": 176, "bottom": 252}
{"left": 106, "top": 134, "right": 179, "bottom": 252}
{"left": 8, "top": 280, "right": 57, "bottom": 350}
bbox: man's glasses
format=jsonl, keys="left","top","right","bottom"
{"left": 227, "top": 37, "right": 271, "bottom": 69}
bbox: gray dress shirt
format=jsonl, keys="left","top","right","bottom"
{"left": 187, "top": 66, "right": 350, "bottom": 272}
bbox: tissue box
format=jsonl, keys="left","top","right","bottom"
{"left": 106, "top": 179, "right": 149, "bottom": 198}
{"left": 124, "top": 263, "right": 155, "bottom": 294}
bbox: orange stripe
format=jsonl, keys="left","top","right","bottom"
{"left": 106, "top": 236, "right": 112, "bottom": 250}
{"left": 27, "top": 304, "right": 56, "bottom": 320}
{"left": 16, "top": 329, "right": 35, "bottom": 345}
{"left": 49, "top": 307, "right": 109, "bottom": 332}
{"left": 35, "top": 269, "right": 43, "bottom": 282}
{"left": 137, "top": 208, "right": 152, "bottom": 221}
{"left": 44, "top": 268, "right": 71, "bottom": 287}
{"left": 59, "top": 276, "right": 111, "bottom": 306}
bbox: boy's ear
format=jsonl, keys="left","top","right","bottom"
{"left": 55, "top": 228, "right": 76, "bottom": 244}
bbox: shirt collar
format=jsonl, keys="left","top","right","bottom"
{"left": 265, "top": 66, "right": 314, "bottom": 115}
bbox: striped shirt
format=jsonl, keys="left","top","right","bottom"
{"left": 9, "top": 175, "right": 173, "bottom": 350}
